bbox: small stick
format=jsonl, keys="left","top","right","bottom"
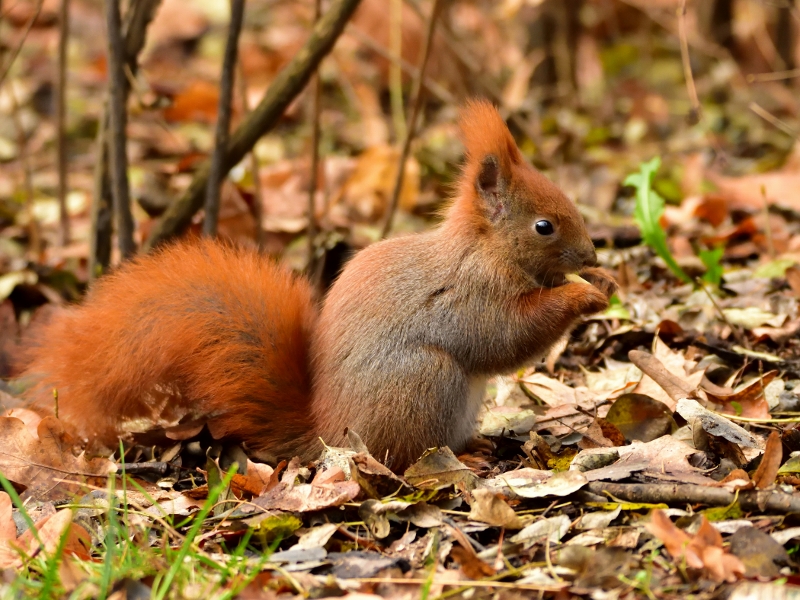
{"left": 90, "top": 0, "right": 161, "bottom": 277}
{"left": 106, "top": 0, "right": 136, "bottom": 258}
{"left": 388, "top": 0, "right": 405, "bottom": 141}
{"left": 0, "top": 0, "right": 44, "bottom": 87}
{"left": 346, "top": 25, "right": 455, "bottom": 103}
{"left": 748, "top": 68, "right": 800, "bottom": 83}
{"left": 678, "top": 0, "right": 701, "bottom": 123}
{"left": 587, "top": 481, "right": 800, "bottom": 514}
{"left": 749, "top": 101, "right": 799, "bottom": 139}
{"left": 307, "top": 0, "right": 323, "bottom": 274}
{"left": 380, "top": 0, "right": 441, "bottom": 239}
{"left": 627, "top": 349, "right": 695, "bottom": 402}
{"left": 56, "top": 0, "right": 71, "bottom": 247}
{"left": 204, "top": 0, "right": 246, "bottom": 237}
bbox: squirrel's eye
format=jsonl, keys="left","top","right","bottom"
{"left": 534, "top": 220, "right": 554, "bottom": 236}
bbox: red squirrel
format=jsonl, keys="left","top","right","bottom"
{"left": 19, "top": 100, "right": 616, "bottom": 470}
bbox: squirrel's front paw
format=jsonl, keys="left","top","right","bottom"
{"left": 579, "top": 267, "right": 618, "bottom": 299}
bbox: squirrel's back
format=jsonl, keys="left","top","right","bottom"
{"left": 21, "top": 239, "right": 317, "bottom": 459}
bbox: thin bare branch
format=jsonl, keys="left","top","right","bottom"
{"left": 91, "top": 0, "right": 161, "bottom": 277}
{"left": 307, "top": 0, "right": 323, "bottom": 274}
{"left": 204, "top": 0, "right": 246, "bottom": 237}
{"left": 677, "top": 0, "right": 701, "bottom": 123}
{"left": 380, "top": 0, "right": 441, "bottom": 239}
{"left": 105, "top": 0, "right": 136, "bottom": 258}
{"left": 56, "top": 0, "right": 70, "bottom": 246}
{"left": 236, "top": 61, "right": 264, "bottom": 249}
{"left": 145, "top": 0, "right": 363, "bottom": 251}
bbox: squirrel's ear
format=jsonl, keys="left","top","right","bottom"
{"left": 475, "top": 154, "right": 508, "bottom": 219}
{"left": 476, "top": 155, "right": 501, "bottom": 197}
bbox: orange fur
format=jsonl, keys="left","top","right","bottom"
{"left": 21, "top": 239, "right": 317, "bottom": 460}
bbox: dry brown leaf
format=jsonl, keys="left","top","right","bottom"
{"left": 0, "top": 493, "right": 15, "bottom": 543}
{"left": 253, "top": 480, "right": 361, "bottom": 512}
{"left": 163, "top": 80, "right": 221, "bottom": 123}
{"left": 329, "top": 145, "right": 420, "bottom": 225}
{"left": 0, "top": 508, "right": 90, "bottom": 569}
{"left": 0, "top": 416, "right": 116, "bottom": 501}
{"left": 578, "top": 418, "right": 624, "bottom": 449}
{"left": 647, "top": 510, "right": 744, "bottom": 583}
{"left": 450, "top": 544, "right": 496, "bottom": 579}
{"left": 705, "top": 372, "right": 776, "bottom": 420}
{"left": 752, "top": 431, "right": 782, "bottom": 490}
{"left": 467, "top": 488, "right": 524, "bottom": 529}
{"left": 632, "top": 338, "right": 705, "bottom": 410}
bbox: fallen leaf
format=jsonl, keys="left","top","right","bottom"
{"left": 704, "top": 372, "right": 776, "bottom": 420}
{"left": 450, "top": 544, "right": 495, "bottom": 579}
{"left": 752, "top": 431, "right": 782, "bottom": 490}
{"left": 676, "top": 399, "right": 761, "bottom": 448}
{"left": 605, "top": 394, "right": 676, "bottom": 442}
{"left": 0, "top": 417, "right": 116, "bottom": 501}
{"left": 467, "top": 488, "right": 525, "bottom": 528}
{"left": 647, "top": 510, "right": 744, "bottom": 582}
{"left": 404, "top": 447, "right": 476, "bottom": 490}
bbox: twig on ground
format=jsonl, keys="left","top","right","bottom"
{"left": 587, "top": 481, "right": 800, "bottom": 514}
{"left": 627, "top": 349, "right": 695, "bottom": 402}
{"left": 748, "top": 68, "right": 800, "bottom": 82}
{"left": 56, "top": 0, "right": 70, "bottom": 246}
{"left": 204, "top": 0, "right": 245, "bottom": 237}
{"left": 380, "top": 0, "right": 441, "bottom": 239}
{"left": 144, "top": 0, "right": 364, "bottom": 251}
{"left": 105, "top": 0, "right": 136, "bottom": 259}
{"left": 118, "top": 462, "right": 171, "bottom": 476}
{"left": 307, "top": 0, "right": 323, "bottom": 274}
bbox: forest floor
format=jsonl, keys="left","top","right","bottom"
{"left": 2, "top": 0, "right": 800, "bottom": 598}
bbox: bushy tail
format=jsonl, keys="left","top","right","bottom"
{"left": 21, "top": 239, "right": 318, "bottom": 461}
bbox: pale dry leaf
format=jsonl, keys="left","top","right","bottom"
{"left": 467, "top": 488, "right": 524, "bottom": 528}
{"left": 676, "top": 399, "right": 761, "bottom": 448}
{"left": 510, "top": 514, "right": 571, "bottom": 548}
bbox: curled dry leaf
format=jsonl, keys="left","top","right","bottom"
{"left": 704, "top": 371, "right": 776, "bottom": 420}
{"left": 647, "top": 510, "right": 744, "bottom": 583}
{"left": 752, "top": 431, "right": 782, "bottom": 490}
{"left": 676, "top": 399, "right": 761, "bottom": 448}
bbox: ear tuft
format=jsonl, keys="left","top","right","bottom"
{"left": 459, "top": 99, "right": 522, "bottom": 172}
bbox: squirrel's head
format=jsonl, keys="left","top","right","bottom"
{"left": 456, "top": 99, "right": 596, "bottom": 287}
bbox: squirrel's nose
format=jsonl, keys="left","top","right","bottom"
{"left": 579, "top": 244, "right": 597, "bottom": 268}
